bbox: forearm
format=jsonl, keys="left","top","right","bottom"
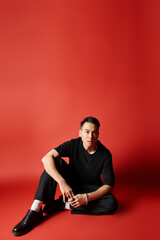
{"left": 69, "top": 185, "right": 113, "bottom": 207}
{"left": 41, "top": 153, "right": 65, "bottom": 184}
{"left": 42, "top": 153, "right": 74, "bottom": 202}
{"left": 87, "top": 185, "right": 113, "bottom": 202}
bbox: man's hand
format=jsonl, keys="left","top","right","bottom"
{"left": 68, "top": 194, "right": 87, "bottom": 208}
{"left": 59, "top": 180, "right": 74, "bottom": 203}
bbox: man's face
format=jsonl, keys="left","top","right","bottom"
{"left": 79, "top": 122, "right": 99, "bottom": 150}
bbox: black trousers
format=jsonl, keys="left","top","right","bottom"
{"left": 34, "top": 158, "right": 118, "bottom": 215}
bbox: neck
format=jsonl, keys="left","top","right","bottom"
{"left": 83, "top": 142, "right": 98, "bottom": 154}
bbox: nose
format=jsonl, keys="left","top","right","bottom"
{"left": 89, "top": 132, "right": 93, "bottom": 139}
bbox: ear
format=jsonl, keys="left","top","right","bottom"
{"left": 79, "top": 129, "right": 82, "bottom": 137}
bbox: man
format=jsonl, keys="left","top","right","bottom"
{"left": 12, "top": 116, "right": 118, "bottom": 236}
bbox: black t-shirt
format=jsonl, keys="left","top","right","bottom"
{"left": 55, "top": 137, "right": 114, "bottom": 187}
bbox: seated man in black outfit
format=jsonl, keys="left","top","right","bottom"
{"left": 12, "top": 116, "right": 118, "bottom": 236}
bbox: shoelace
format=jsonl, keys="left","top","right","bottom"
{"left": 23, "top": 210, "right": 36, "bottom": 224}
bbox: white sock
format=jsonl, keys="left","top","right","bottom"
{"left": 30, "top": 199, "right": 43, "bottom": 212}
{"left": 65, "top": 201, "right": 71, "bottom": 210}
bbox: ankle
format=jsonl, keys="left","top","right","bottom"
{"left": 30, "top": 200, "right": 43, "bottom": 212}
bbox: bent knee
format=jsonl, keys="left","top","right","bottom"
{"left": 104, "top": 194, "right": 118, "bottom": 213}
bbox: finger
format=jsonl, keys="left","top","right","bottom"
{"left": 68, "top": 190, "right": 74, "bottom": 198}
{"left": 70, "top": 200, "right": 78, "bottom": 206}
{"left": 67, "top": 191, "right": 75, "bottom": 199}
{"left": 68, "top": 199, "right": 76, "bottom": 205}
{"left": 63, "top": 194, "right": 66, "bottom": 203}
{"left": 75, "top": 204, "right": 80, "bottom": 208}
{"left": 69, "top": 199, "right": 76, "bottom": 204}
{"left": 67, "top": 194, "right": 71, "bottom": 199}
{"left": 70, "top": 203, "right": 77, "bottom": 207}
{"left": 71, "top": 203, "right": 80, "bottom": 208}
{"left": 70, "top": 190, "right": 75, "bottom": 198}
{"left": 68, "top": 198, "right": 75, "bottom": 204}
{"left": 67, "top": 193, "right": 73, "bottom": 200}
{"left": 73, "top": 194, "right": 79, "bottom": 199}
{"left": 68, "top": 198, "right": 73, "bottom": 203}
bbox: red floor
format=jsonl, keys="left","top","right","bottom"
{"left": 1, "top": 175, "right": 159, "bottom": 240}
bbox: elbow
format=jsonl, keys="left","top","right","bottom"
{"left": 41, "top": 157, "right": 47, "bottom": 170}
{"left": 41, "top": 156, "right": 46, "bottom": 165}
{"left": 41, "top": 153, "right": 53, "bottom": 165}
{"left": 110, "top": 186, "right": 114, "bottom": 193}
{"left": 104, "top": 185, "right": 113, "bottom": 193}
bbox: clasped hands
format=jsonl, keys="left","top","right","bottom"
{"left": 67, "top": 193, "right": 87, "bottom": 208}
{"left": 59, "top": 180, "right": 87, "bottom": 208}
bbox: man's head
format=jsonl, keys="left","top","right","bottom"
{"left": 79, "top": 116, "right": 100, "bottom": 151}
{"left": 80, "top": 116, "right": 100, "bottom": 129}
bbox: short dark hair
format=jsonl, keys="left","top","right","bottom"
{"left": 80, "top": 116, "right": 100, "bottom": 128}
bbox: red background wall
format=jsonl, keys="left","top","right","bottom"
{"left": 0, "top": 0, "right": 159, "bottom": 190}
{"left": 1, "top": 1, "right": 160, "bottom": 240}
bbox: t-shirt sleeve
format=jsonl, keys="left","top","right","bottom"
{"left": 102, "top": 154, "right": 114, "bottom": 187}
{"left": 54, "top": 140, "right": 72, "bottom": 158}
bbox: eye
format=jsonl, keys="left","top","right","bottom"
{"left": 85, "top": 130, "right": 89, "bottom": 134}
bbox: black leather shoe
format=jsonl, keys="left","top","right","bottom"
{"left": 43, "top": 196, "right": 65, "bottom": 214}
{"left": 12, "top": 208, "right": 43, "bottom": 236}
